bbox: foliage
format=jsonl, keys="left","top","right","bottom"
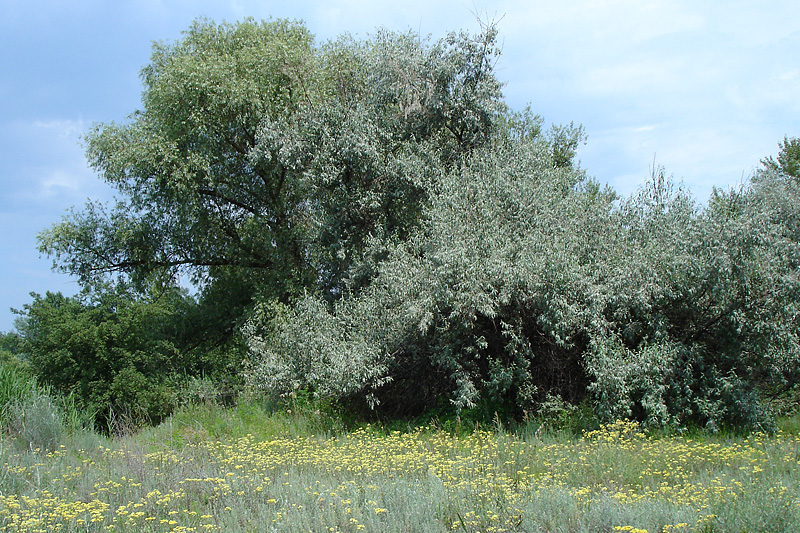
{"left": 38, "top": 18, "right": 505, "bottom": 309}
{"left": 7, "top": 391, "right": 66, "bottom": 452}
{"left": 0, "top": 361, "right": 36, "bottom": 427}
{"left": 248, "top": 139, "right": 800, "bottom": 430}
{"left": 761, "top": 135, "right": 800, "bottom": 179}
{"left": 246, "top": 117, "right": 593, "bottom": 414}
{"left": 0, "top": 331, "right": 23, "bottom": 356}
{"left": 29, "top": 15, "right": 800, "bottom": 430}
{"left": 13, "top": 286, "right": 222, "bottom": 431}
{"left": 0, "top": 360, "right": 93, "bottom": 451}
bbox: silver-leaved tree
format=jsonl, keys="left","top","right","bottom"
{"left": 39, "top": 18, "right": 800, "bottom": 430}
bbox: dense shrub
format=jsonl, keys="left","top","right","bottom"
{"left": 13, "top": 286, "right": 230, "bottom": 431}
{"left": 247, "top": 136, "right": 800, "bottom": 430}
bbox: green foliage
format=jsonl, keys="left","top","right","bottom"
{"left": 14, "top": 286, "right": 212, "bottom": 430}
{"left": 0, "top": 361, "right": 36, "bottom": 427}
{"left": 39, "top": 18, "right": 505, "bottom": 310}
{"left": 0, "top": 331, "right": 23, "bottom": 356}
{"left": 762, "top": 135, "right": 800, "bottom": 179}
{"left": 28, "top": 14, "right": 800, "bottom": 432}
{"left": 40, "top": 19, "right": 316, "bottom": 298}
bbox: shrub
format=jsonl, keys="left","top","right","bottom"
{"left": 14, "top": 288, "right": 190, "bottom": 432}
{"left": 247, "top": 138, "right": 800, "bottom": 430}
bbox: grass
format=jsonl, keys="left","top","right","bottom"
{"left": 0, "top": 401, "right": 799, "bottom": 532}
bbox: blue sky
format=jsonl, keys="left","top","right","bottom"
{"left": 1, "top": 0, "right": 798, "bottom": 331}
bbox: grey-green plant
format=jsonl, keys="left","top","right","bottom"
{"left": 31, "top": 14, "right": 800, "bottom": 430}
{"left": 8, "top": 391, "right": 65, "bottom": 452}
{"left": 247, "top": 133, "right": 800, "bottom": 429}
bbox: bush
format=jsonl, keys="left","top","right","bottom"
{"left": 14, "top": 288, "right": 190, "bottom": 432}
{"left": 247, "top": 137, "right": 800, "bottom": 431}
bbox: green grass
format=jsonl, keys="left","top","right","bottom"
{"left": 0, "top": 398, "right": 799, "bottom": 532}
{"left": 0, "top": 361, "right": 92, "bottom": 452}
{"left": 0, "top": 363, "right": 37, "bottom": 427}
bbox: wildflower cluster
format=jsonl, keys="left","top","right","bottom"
{"left": 0, "top": 420, "right": 798, "bottom": 531}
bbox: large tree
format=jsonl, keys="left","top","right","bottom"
{"left": 39, "top": 19, "right": 506, "bottom": 311}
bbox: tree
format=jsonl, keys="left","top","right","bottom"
{"left": 40, "top": 17, "right": 796, "bottom": 431}
{"left": 0, "top": 330, "right": 23, "bottom": 357}
{"left": 39, "top": 18, "right": 506, "bottom": 314}
{"left": 36, "top": 17, "right": 586, "bottom": 428}
{"left": 761, "top": 135, "right": 800, "bottom": 179}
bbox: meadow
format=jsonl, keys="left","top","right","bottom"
{"left": 1, "top": 399, "right": 799, "bottom": 533}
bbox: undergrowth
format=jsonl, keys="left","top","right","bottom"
{"left": 0, "top": 386, "right": 799, "bottom": 532}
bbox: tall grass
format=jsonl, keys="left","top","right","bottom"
{"left": 0, "top": 403, "right": 798, "bottom": 532}
{"left": 0, "top": 362, "right": 93, "bottom": 452}
{"left": 0, "top": 364, "right": 37, "bottom": 427}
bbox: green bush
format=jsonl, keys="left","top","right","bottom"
{"left": 14, "top": 288, "right": 193, "bottom": 432}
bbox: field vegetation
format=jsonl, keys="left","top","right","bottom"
{"left": 0, "top": 376, "right": 799, "bottom": 532}
{"left": 2, "top": 16, "right": 800, "bottom": 531}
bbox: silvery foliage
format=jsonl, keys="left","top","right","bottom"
{"left": 248, "top": 129, "right": 602, "bottom": 410}
{"left": 243, "top": 298, "right": 392, "bottom": 407}
{"left": 588, "top": 167, "right": 800, "bottom": 429}
{"left": 248, "top": 24, "right": 506, "bottom": 298}
{"left": 246, "top": 28, "right": 800, "bottom": 428}
{"left": 244, "top": 23, "right": 506, "bottom": 403}
{"left": 251, "top": 136, "right": 800, "bottom": 429}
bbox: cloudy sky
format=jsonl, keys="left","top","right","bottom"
{"left": 1, "top": 0, "right": 798, "bottom": 331}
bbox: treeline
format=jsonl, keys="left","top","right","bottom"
{"left": 4, "top": 18, "right": 800, "bottom": 432}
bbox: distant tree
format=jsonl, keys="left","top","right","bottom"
{"left": 0, "top": 330, "right": 28, "bottom": 376}
{"left": 761, "top": 135, "right": 800, "bottom": 179}
{"left": 0, "top": 330, "right": 23, "bottom": 356}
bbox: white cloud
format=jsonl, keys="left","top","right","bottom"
{"left": 487, "top": 0, "right": 800, "bottom": 198}
{"left": 31, "top": 119, "right": 85, "bottom": 139}
{"left": 40, "top": 169, "right": 85, "bottom": 196}
{"left": 0, "top": 118, "right": 110, "bottom": 207}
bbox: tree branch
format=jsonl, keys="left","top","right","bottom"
{"left": 195, "top": 188, "right": 260, "bottom": 215}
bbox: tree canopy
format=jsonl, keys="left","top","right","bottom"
{"left": 31, "top": 17, "right": 800, "bottom": 431}
{"left": 761, "top": 135, "right": 800, "bottom": 180}
{"left": 39, "top": 18, "right": 516, "bottom": 304}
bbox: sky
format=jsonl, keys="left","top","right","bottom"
{"left": 1, "top": 0, "right": 798, "bottom": 331}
